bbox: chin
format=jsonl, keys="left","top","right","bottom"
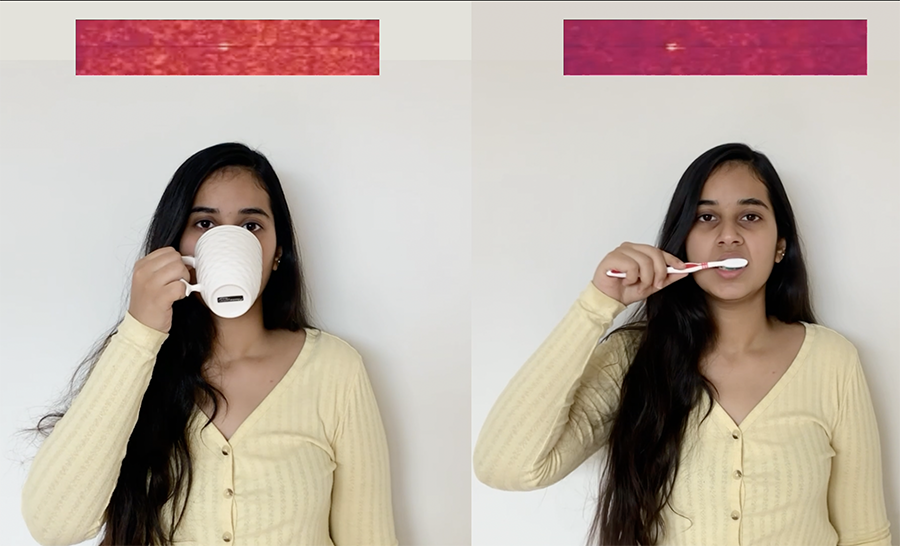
{"left": 701, "top": 282, "right": 764, "bottom": 303}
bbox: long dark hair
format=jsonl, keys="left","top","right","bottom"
{"left": 30, "top": 143, "right": 314, "bottom": 545}
{"left": 588, "top": 143, "right": 816, "bottom": 545}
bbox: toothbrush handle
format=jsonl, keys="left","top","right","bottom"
{"left": 606, "top": 262, "right": 704, "bottom": 278}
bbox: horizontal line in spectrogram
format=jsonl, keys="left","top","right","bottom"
{"left": 76, "top": 20, "right": 379, "bottom": 75}
{"left": 563, "top": 20, "right": 866, "bottom": 75}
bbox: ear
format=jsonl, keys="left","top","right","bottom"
{"left": 775, "top": 238, "right": 787, "bottom": 263}
{"left": 273, "top": 246, "right": 283, "bottom": 270}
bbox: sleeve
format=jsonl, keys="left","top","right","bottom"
{"left": 827, "top": 347, "right": 892, "bottom": 546}
{"left": 329, "top": 357, "right": 398, "bottom": 546}
{"left": 473, "top": 282, "right": 632, "bottom": 491}
{"left": 21, "top": 312, "right": 168, "bottom": 546}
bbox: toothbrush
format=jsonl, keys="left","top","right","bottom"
{"left": 606, "top": 258, "right": 748, "bottom": 278}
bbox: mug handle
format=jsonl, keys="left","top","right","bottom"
{"left": 179, "top": 256, "right": 201, "bottom": 297}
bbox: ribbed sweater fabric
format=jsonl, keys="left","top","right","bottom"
{"left": 474, "top": 282, "right": 891, "bottom": 546}
{"left": 22, "top": 312, "right": 397, "bottom": 546}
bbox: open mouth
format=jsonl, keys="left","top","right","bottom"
{"left": 715, "top": 266, "right": 745, "bottom": 279}
{"left": 714, "top": 257, "right": 748, "bottom": 271}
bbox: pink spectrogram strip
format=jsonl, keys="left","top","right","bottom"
{"left": 76, "top": 20, "right": 379, "bottom": 75}
{"left": 563, "top": 20, "right": 867, "bottom": 75}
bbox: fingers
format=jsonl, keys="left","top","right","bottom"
{"left": 145, "top": 247, "right": 183, "bottom": 269}
{"left": 613, "top": 254, "right": 641, "bottom": 286}
{"left": 142, "top": 246, "right": 179, "bottom": 264}
{"left": 138, "top": 248, "right": 177, "bottom": 274}
{"left": 609, "top": 250, "right": 642, "bottom": 287}
{"left": 619, "top": 247, "right": 654, "bottom": 292}
{"left": 647, "top": 248, "right": 669, "bottom": 290}
{"left": 662, "top": 271, "right": 689, "bottom": 288}
{"left": 161, "top": 259, "right": 192, "bottom": 285}
{"left": 602, "top": 243, "right": 695, "bottom": 303}
{"left": 167, "top": 277, "right": 189, "bottom": 301}
{"left": 615, "top": 244, "right": 694, "bottom": 292}
{"left": 661, "top": 250, "right": 686, "bottom": 270}
{"left": 619, "top": 243, "right": 666, "bottom": 290}
{"left": 137, "top": 248, "right": 190, "bottom": 285}
{"left": 660, "top": 251, "right": 689, "bottom": 288}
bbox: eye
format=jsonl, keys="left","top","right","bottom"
{"left": 743, "top": 213, "right": 761, "bottom": 222}
{"left": 696, "top": 213, "right": 715, "bottom": 223}
{"left": 194, "top": 219, "right": 261, "bottom": 231}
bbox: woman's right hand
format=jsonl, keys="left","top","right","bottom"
{"left": 591, "top": 242, "right": 690, "bottom": 306}
{"left": 127, "top": 247, "right": 192, "bottom": 333}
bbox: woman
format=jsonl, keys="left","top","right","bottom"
{"left": 22, "top": 143, "right": 397, "bottom": 546}
{"left": 473, "top": 143, "right": 891, "bottom": 546}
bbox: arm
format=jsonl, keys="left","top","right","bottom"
{"left": 21, "top": 313, "right": 167, "bottom": 546}
{"left": 329, "top": 358, "right": 398, "bottom": 546}
{"left": 473, "top": 282, "right": 631, "bottom": 491}
{"left": 827, "top": 348, "right": 892, "bottom": 546}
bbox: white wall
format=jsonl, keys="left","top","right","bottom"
{"left": 0, "top": 3, "right": 471, "bottom": 546}
{"left": 471, "top": 2, "right": 900, "bottom": 545}
{"left": 3, "top": 2, "right": 899, "bottom": 545}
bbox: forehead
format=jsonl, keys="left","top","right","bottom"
{"left": 700, "top": 163, "right": 770, "bottom": 204}
{"left": 193, "top": 168, "right": 271, "bottom": 209}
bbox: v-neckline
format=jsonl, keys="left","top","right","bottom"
{"left": 711, "top": 322, "right": 813, "bottom": 433}
{"left": 195, "top": 328, "right": 315, "bottom": 446}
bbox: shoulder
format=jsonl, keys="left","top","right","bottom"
{"left": 304, "top": 328, "right": 367, "bottom": 379}
{"left": 803, "top": 322, "right": 860, "bottom": 359}
{"left": 800, "top": 322, "right": 864, "bottom": 383}
{"left": 302, "top": 331, "right": 379, "bottom": 436}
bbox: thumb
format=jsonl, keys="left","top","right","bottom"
{"left": 662, "top": 251, "right": 686, "bottom": 269}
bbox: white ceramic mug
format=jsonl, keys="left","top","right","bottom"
{"left": 180, "top": 225, "right": 263, "bottom": 318}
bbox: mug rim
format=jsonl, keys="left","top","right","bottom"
{"left": 194, "top": 224, "right": 263, "bottom": 256}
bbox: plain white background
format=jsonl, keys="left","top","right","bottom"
{"left": 471, "top": 2, "right": 900, "bottom": 545}
{"left": 0, "top": 3, "right": 471, "bottom": 546}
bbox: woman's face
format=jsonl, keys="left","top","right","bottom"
{"left": 684, "top": 162, "right": 785, "bottom": 303}
{"left": 178, "top": 168, "right": 281, "bottom": 292}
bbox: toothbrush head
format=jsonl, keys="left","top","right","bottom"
{"left": 718, "top": 258, "right": 748, "bottom": 270}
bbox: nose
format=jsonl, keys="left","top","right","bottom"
{"left": 716, "top": 218, "right": 744, "bottom": 247}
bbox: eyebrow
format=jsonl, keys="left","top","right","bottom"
{"left": 697, "top": 198, "right": 770, "bottom": 210}
{"left": 190, "top": 206, "right": 271, "bottom": 219}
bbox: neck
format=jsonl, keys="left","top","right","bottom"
{"left": 208, "top": 300, "right": 273, "bottom": 365}
{"left": 707, "top": 287, "right": 774, "bottom": 355}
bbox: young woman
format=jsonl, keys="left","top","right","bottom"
{"left": 474, "top": 143, "right": 891, "bottom": 546}
{"left": 22, "top": 143, "right": 397, "bottom": 546}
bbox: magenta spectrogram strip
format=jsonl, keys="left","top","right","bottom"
{"left": 76, "top": 20, "right": 379, "bottom": 75}
{"left": 563, "top": 20, "right": 867, "bottom": 75}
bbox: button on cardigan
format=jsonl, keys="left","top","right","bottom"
{"left": 22, "top": 312, "right": 398, "bottom": 546}
{"left": 474, "top": 282, "right": 891, "bottom": 546}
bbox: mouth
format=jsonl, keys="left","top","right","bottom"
{"left": 715, "top": 266, "right": 745, "bottom": 279}
{"left": 716, "top": 255, "right": 748, "bottom": 271}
